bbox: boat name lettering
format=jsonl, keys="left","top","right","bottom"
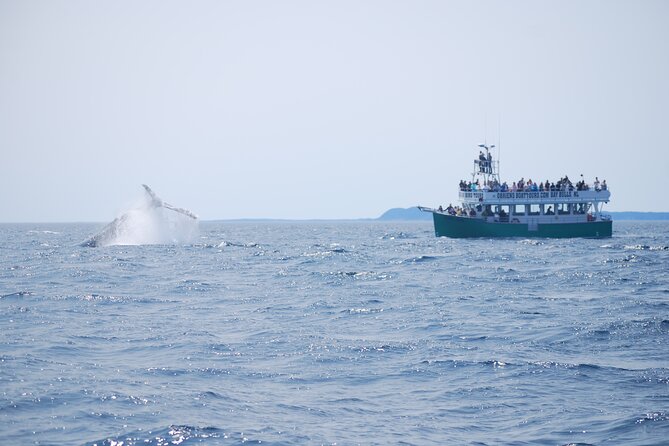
{"left": 494, "top": 191, "right": 579, "bottom": 199}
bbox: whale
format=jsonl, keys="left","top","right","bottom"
{"left": 82, "top": 185, "right": 197, "bottom": 247}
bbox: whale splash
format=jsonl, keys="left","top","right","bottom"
{"left": 82, "top": 185, "right": 199, "bottom": 247}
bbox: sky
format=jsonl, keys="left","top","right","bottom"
{"left": 1, "top": 0, "right": 668, "bottom": 222}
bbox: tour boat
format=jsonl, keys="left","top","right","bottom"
{"left": 419, "top": 144, "right": 612, "bottom": 238}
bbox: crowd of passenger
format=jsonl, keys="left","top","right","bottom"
{"left": 437, "top": 203, "right": 509, "bottom": 218}
{"left": 438, "top": 204, "right": 476, "bottom": 217}
{"left": 459, "top": 175, "right": 608, "bottom": 193}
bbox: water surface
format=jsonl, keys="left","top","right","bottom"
{"left": 1, "top": 221, "right": 668, "bottom": 445}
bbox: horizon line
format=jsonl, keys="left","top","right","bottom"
{"left": 1, "top": 210, "right": 669, "bottom": 225}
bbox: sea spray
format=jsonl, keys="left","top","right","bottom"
{"left": 110, "top": 201, "right": 199, "bottom": 246}
{"left": 82, "top": 186, "right": 198, "bottom": 247}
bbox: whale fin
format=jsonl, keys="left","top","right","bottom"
{"left": 162, "top": 202, "right": 198, "bottom": 220}
{"left": 142, "top": 184, "right": 163, "bottom": 207}
{"left": 142, "top": 184, "right": 197, "bottom": 219}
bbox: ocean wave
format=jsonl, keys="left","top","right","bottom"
{"left": 86, "top": 425, "right": 235, "bottom": 446}
{"left": 604, "top": 254, "right": 640, "bottom": 264}
{"left": 635, "top": 411, "right": 669, "bottom": 424}
{"left": 27, "top": 293, "right": 172, "bottom": 306}
{"left": 144, "top": 366, "right": 235, "bottom": 378}
{"left": 519, "top": 239, "right": 545, "bottom": 245}
{"left": 174, "top": 279, "right": 213, "bottom": 293}
{"left": 419, "top": 358, "right": 510, "bottom": 369}
{"left": 216, "top": 241, "right": 261, "bottom": 248}
{"left": 379, "top": 231, "right": 414, "bottom": 240}
{"left": 584, "top": 317, "right": 669, "bottom": 342}
{"left": 624, "top": 244, "right": 669, "bottom": 251}
{"left": 301, "top": 245, "right": 350, "bottom": 258}
{"left": 0, "top": 290, "right": 33, "bottom": 299}
{"left": 343, "top": 307, "right": 384, "bottom": 315}
{"left": 402, "top": 255, "right": 441, "bottom": 263}
{"left": 319, "top": 270, "right": 392, "bottom": 281}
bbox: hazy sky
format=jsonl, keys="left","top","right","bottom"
{"left": 2, "top": 0, "right": 668, "bottom": 222}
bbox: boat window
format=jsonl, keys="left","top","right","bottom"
{"left": 512, "top": 204, "right": 525, "bottom": 215}
{"left": 574, "top": 203, "right": 588, "bottom": 214}
{"left": 528, "top": 204, "right": 541, "bottom": 216}
{"left": 557, "top": 203, "right": 570, "bottom": 215}
{"left": 495, "top": 205, "right": 510, "bottom": 222}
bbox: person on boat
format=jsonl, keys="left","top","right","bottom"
{"left": 546, "top": 206, "right": 553, "bottom": 215}
{"left": 486, "top": 152, "right": 492, "bottom": 173}
{"left": 594, "top": 177, "right": 600, "bottom": 191}
{"left": 601, "top": 179, "right": 607, "bottom": 190}
{"left": 566, "top": 176, "right": 573, "bottom": 190}
{"left": 438, "top": 205, "right": 443, "bottom": 212}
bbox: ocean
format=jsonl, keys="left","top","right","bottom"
{"left": 1, "top": 220, "right": 668, "bottom": 445}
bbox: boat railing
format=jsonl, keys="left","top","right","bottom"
{"left": 459, "top": 183, "right": 608, "bottom": 193}
{"left": 459, "top": 187, "right": 610, "bottom": 194}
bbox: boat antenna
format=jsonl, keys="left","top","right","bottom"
{"left": 497, "top": 116, "right": 501, "bottom": 180}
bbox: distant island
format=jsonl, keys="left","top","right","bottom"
{"left": 376, "top": 207, "right": 432, "bottom": 221}
{"left": 608, "top": 212, "right": 669, "bottom": 220}
{"left": 376, "top": 207, "right": 669, "bottom": 221}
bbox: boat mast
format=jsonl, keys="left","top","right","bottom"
{"left": 497, "top": 117, "right": 501, "bottom": 180}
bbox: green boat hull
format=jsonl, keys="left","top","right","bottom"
{"left": 431, "top": 213, "right": 612, "bottom": 238}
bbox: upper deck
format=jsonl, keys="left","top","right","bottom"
{"left": 459, "top": 188, "right": 611, "bottom": 205}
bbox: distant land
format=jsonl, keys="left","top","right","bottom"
{"left": 376, "top": 207, "right": 669, "bottom": 221}
{"left": 608, "top": 212, "right": 669, "bottom": 220}
{"left": 376, "top": 207, "right": 432, "bottom": 221}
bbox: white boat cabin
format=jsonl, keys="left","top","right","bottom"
{"left": 456, "top": 189, "right": 611, "bottom": 224}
